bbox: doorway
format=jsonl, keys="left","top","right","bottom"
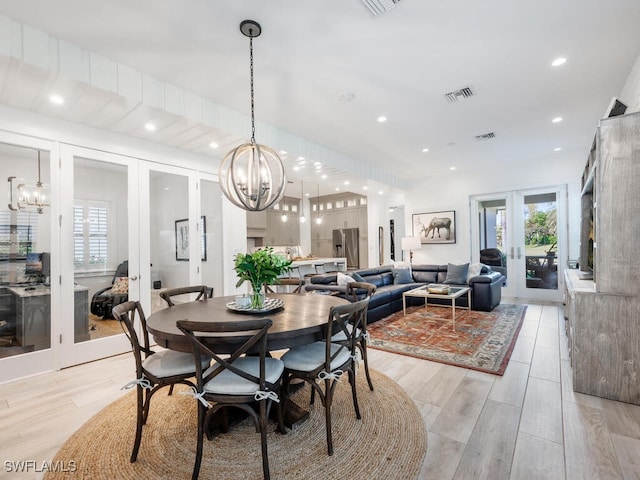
{"left": 471, "top": 185, "right": 566, "bottom": 302}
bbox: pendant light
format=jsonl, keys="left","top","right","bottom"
{"left": 315, "top": 184, "right": 322, "bottom": 225}
{"left": 218, "top": 20, "right": 286, "bottom": 211}
{"left": 8, "top": 150, "right": 50, "bottom": 214}
{"left": 299, "top": 180, "right": 306, "bottom": 223}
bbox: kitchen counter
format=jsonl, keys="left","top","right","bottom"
{"left": 289, "top": 257, "right": 347, "bottom": 272}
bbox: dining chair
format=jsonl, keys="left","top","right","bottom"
{"left": 264, "top": 277, "right": 304, "bottom": 294}
{"left": 159, "top": 285, "right": 213, "bottom": 307}
{"left": 176, "top": 317, "right": 285, "bottom": 480}
{"left": 329, "top": 281, "right": 377, "bottom": 391}
{"left": 281, "top": 297, "right": 370, "bottom": 455}
{"left": 112, "top": 301, "right": 210, "bottom": 463}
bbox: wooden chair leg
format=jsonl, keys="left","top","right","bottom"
{"left": 349, "top": 368, "right": 361, "bottom": 420}
{"left": 324, "top": 379, "right": 334, "bottom": 456}
{"left": 130, "top": 386, "right": 145, "bottom": 462}
{"left": 259, "top": 399, "right": 271, "bottom": 480}
{"left": 192, "top": 402, "right": 205, "bottom": 480}
{"left": 360, "top": 341, "right": 374, "bottom": 391}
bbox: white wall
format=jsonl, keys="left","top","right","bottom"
{"left": 620, "top": 52, "right": 640, "bottom": 113}
{"left": 404, "top": 157, "right": 582, "bottom": 266}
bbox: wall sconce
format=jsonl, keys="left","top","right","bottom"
{"left": 8, "top": 150, "right": 50, "bottom": 214}
{"left": 401, "top": 236, "right": 422, "bottom": 263}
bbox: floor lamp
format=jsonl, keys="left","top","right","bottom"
{"left": 401, "top": 236, "right": 422, "bottom": 263}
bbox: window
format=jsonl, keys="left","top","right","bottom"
{"left": 74, "top": 200, "right": 112, "bottom": 270}
{"left": 0, "top": 210, "right": 40, "bottom": 259}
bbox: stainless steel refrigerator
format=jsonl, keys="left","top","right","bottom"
{"left": 333, "top": 228, "right": 359, "bottom": 269}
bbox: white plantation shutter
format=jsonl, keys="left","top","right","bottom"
{"left": 0, "top": 209, "right": 40, "bottom": 258}
{"left": 74, "top": 200, "right": 111, "bottom": 270}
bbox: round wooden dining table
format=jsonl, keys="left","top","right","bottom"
{"left": 147, "top": 293, "right": 348, "bottom": 354}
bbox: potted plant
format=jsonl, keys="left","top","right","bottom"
{"left": 234, "top": 247, "right": 293, "bottom": 309}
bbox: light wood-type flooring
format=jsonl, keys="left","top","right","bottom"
{"left": 1, "top": 302, "right": 639, "bottom": 479}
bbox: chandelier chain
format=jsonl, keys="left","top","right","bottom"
{"left": 249, "top": 33, "right": 256, "bottom": 143}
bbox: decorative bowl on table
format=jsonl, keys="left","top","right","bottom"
{"left": 427, "top": 284, "right": 450, "bottom": 294}
{"left": 226, "top": 297, "right": 285, "bottom": 314}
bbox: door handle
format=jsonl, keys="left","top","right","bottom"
{"left": 517, "top": 247, "right": 522, "bottom": 259}
{"left": 129, "top": 275, "right": 138, "bottom": 281}
{"left": 510, "top": 247, "right": 514, "bottom": 259}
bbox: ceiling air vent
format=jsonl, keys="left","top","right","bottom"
{"left": 444, "top": 86, "right": 474, "bottom": 103}
{"left": 360, "top": 0, "right": 401, "bottom": 17}
{"left": 475, "top": 132, "right": 496, "bottom": 141}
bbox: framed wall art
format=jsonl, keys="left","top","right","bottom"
{"left": 175, "top": 216, "right": 207, "bottom": 261}
{"left": 412, "top": 210, "right": 456, "bottom": 244}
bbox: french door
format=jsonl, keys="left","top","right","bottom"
{"left": 58, "top": 146, "right": 139, "bottom": 368}
{"left": 471, "top": 185, "right": 567, "bottom": 302}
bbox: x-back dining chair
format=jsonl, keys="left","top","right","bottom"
{"left": 264, "top": 277, "right": 304, "bottom": 294}
{"left": 333, "top": 281, "right": 377, "bottom": 391}
{"left": 112, "top": 301, "right": 210, "bottom": 463}
{"left": 159, "top": 285, "right": 213, "bottom": 307}
{"left": 176, "top": 317, "right": 285, "bottom": 480}
{"left": 281, "top": 298, "right": 370, "bottom": 455}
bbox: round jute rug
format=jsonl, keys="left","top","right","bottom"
{"left": 45, "top": 369, "right": 426, "bottom": 480}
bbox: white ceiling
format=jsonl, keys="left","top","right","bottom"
{"left": 1, "top": 0, "right": 640, "bottom": 198}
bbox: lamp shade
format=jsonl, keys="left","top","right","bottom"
{"left": 401, "top": 236, "right": 422, "bottom": 251}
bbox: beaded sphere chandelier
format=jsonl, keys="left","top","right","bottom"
{"left": 219, "top": 20, "right": 286, "bottom": 211}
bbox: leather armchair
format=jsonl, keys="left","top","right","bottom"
{"left": 90, "top": 261, "right": 129, "bottom": 319}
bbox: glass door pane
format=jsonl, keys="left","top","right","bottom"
{"left": 148, "top": 169, "right": 190, "bottom": 311}
{"left": 73, "top": 157, "right": 129, "bottom": 344}
{"left": 200, "top": 179, "right": 223, "bottom": 297}
{"left": 522, "top": 192, "right": 558, "bottom": 291}
{"left": 0, "top": 144, "right": 52, "bottom": 360}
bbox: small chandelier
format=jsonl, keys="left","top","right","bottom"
{"left": 8, "top": 150, "right": 50, "bottom": 214}
{"left": 299, "top": 180, "right": 306, "bottom": 223}
{"left": 219, "top": 20, "right": 286, "bottom": 211}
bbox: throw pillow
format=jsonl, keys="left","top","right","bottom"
{"left": 466, "top": 262, "right": 483, "bottom": 283}
{"left": 111, "top": 276, "right": 129, "bottom": 294}
{"left": 392, "top": 268, "right": 413, "bottom": 284}
{"left": 443, "top": 263, "right": 470, "bottom": 285}
{"left": 351, "top": 272, "right": 366, "bottom": 282}
{"left": 337, "top": 272, "right": 355, "bottom": 286}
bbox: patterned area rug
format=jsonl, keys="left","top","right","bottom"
{"left": 368, "top": 303, "right": 526, "bottom": 375}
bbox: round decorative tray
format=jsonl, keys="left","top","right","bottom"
{"left": 427, "top": 285, "right": 450, "bottom": 294}
{"left": 225, "top": 297, "right": 284, "bottom": 314}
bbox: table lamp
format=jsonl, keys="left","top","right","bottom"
{"left": 401, "top": 236, "right": 422, "bottom": 263}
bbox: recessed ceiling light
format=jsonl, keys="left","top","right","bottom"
{"left": 297, "top": 156, "right": 305, "bottom": 161}
{"left": 293, "top": 166, "right": 300, "bottom": 171}
{"left": 305, "top": 193, "right": 310, "bottom": 197}
{"left": 363, "top": 186, "right": 368, "bottom": 190}
{"left": 450, "top": 166, "right": 456, "bottom": 170}
{"left": 321, "top": 174, "right": 327, "bottom": 179}
{"left": 49, "top": 94, "right": 64, "bottom": 105}
{"left": 209, "top": 142, "right": 219, "bottom": 149}
{"left": 335, "top": 187, "right": 340, "bottom": 191}
{"left": 314, "top": 161, "right": 321, "bottom": 166}
{"left": 551, "top": 57, "right": 567, "bottom": 67}
{"left": 421, "top": 148, "right": 429, "bottom": 153}
{"left": 552, "top": 117, "right": 563, "bottom": 123}
{"left": 144, "top": 122, "right": 156, "bottom": 131}
{"left": 280, "top": 150, "right": 287, "bottom": 155}
{"left": 554, "top": 147, "right": 562, "bottom": 152}
{"left": 377, "top": 116, "right": 387, "bottom": 123}
{"left": 344, "top": 181, "right": 350, "bottom": 185}
{"left": 378, "top": 190, "right": 384, "bottom": 195}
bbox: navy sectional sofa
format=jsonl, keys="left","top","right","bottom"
{"left": 305, "top": 264, "right": 505, "bottom": 323}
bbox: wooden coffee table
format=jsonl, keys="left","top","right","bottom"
{"left": 402, "top": 284, "right": 471, "bottom": 331}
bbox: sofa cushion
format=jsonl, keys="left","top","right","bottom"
{"left": 351, "top": 272, "right": 366, "bottom": 282}
{"left": 466, "top": 262, "right": 483, "bottom": 282}
{"left": 337, "top": 272, "right": 355, "bottom": 286}
{"left": 410, "top": 264, "right": 439, "bottom": 284}
{"left": 443, "top": 263, "right": 470, "bottom": 284}
{"left": 392, "top": 268, "right": 413, "bottom": 284}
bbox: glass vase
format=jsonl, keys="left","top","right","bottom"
{"left": 250, "top": 284, "right": 265, "bottom": 309}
